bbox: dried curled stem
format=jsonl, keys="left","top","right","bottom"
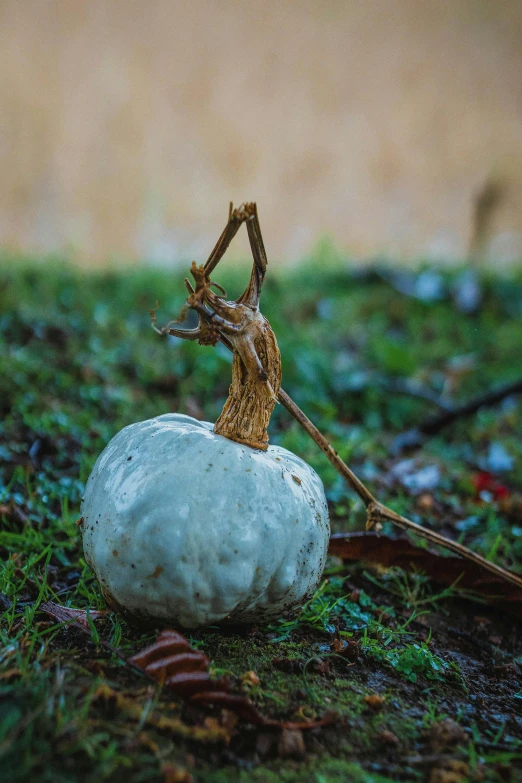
{"left": 157, "top": 203, "right": 281, "bottom": 450}
{"left": 156, "top": 202, "right": 522, "bottom": 592}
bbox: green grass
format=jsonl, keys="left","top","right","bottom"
{"left": 1, "top": 259, "right": 522, "bottom": 782}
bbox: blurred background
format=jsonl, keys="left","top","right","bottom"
{"left": 1, "top": 0, "right": 522, "bottom": 266}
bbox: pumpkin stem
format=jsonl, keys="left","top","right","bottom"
{"left": 213, "top": 317, "right": 281, "bottom": 450}
{"left": 157, "top": 203, "right": 282, "bottom": 450}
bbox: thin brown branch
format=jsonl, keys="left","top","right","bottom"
{"left": 418, "top": 377, "right": 522, "bottom": 435}
{"left": 393, "top": 376, "right": 522, "bottom": 452}
{"left": 277, "top": 389, "right": 375, "bottom": 506}
{"left": 378, "top": 377, "right": 453, "bottom": 412}
{"left": 276, "top": 387, "right": 522, "bottom": 590}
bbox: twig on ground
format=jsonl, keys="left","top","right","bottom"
{"left": 278, "top": 389, "right": 522, "bottom": 590}
{"left": 394, "top": 377, "right": 522, "bottom": 452}
{"left": 376, "top": 377, "right": 453, "bottom": 412}
{"left": 418, "top": 377, "right": 522, "bottom": 436}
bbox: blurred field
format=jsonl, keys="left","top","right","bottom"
{"left": 1, "top": 0, "right": 522, "bottom": 264}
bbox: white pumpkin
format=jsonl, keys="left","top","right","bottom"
{"left": 83, "top": 204, "right": 332, "bottom": 628}
{"left": 82, "top": 413, "right": 330, "bottom": 628}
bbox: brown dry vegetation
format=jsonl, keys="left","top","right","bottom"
{"left": 1, "top": 0, "right": 522, "bottom": 264}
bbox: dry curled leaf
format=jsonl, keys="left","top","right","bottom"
{"left": 130, "top": 629, "right": 336, "bottom": 730}
{"left": 38, "top": 607, "right": 336, "bottom": 734}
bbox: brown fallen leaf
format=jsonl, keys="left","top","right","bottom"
{"left": 130, "top": 629, "right": 337, "bottom": 730}
{"left": 36, "top": 604, "right": 336, "bottom": 734}
{"left": 39, "top": 601, "right": 107, "bottom": 628}
{"left": 329, "top": 531, "right": 522, "bottom": 618}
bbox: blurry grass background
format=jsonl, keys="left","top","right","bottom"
{"left": 1, "top": 0, "right": 522, "bottom": 265}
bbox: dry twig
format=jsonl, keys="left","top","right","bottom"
{"left": 418, "top": 377, "right": 522, "bottom": 436}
